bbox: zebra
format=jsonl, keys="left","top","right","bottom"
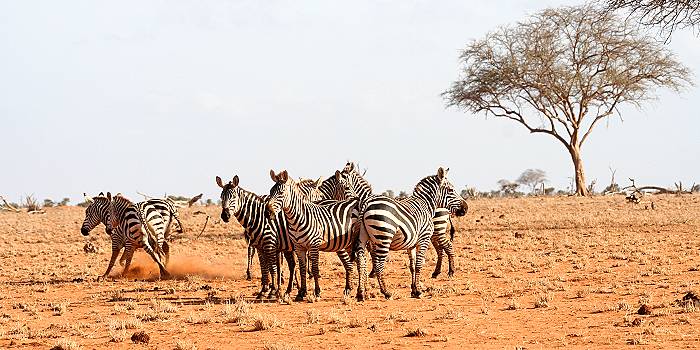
{"left": 80, "top": 192, "right": 170, "bottom": 279}
{"left": 238, "top": 178, "right": 325, "bottom": 286}
{"left": 337, "top": 162, "right": 466, "bottom": 278}
{"left": 217, "top": 175, "right": 326, "bottom": 299}
{"left": 355, "top": 167, "right": 467, "bottom": 299}
{"left": 119, "top": 198, "right": 183, "bottom": 266}
{"left": 83, "top": 193, "right": 181, "bottom": 267}
{"left": 266, "top": 170, "right": 365, "bottom": 302}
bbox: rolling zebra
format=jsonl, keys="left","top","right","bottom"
{"left": 337, "top": 162, "right": 465, "bottom": 278}
{"left": 80, "top": 193, "right": 170, "bottom": 279}
{"left": 356, "top": 167, "right": 467, "bottom": 299}
{"left": 267, "top": 170, "right": 365, "bottom": 301}
{"left": 82, "top": 193, "right": 180, "bottom": 268}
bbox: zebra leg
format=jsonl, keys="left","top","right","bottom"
{"left": 100, "top": 247, "right": 122, "bottom": 280}
{"left": 142, "top": 243, "right": 171, "bottom": 280}
{"left": 373, "top": 244, "right": 392, "bottom": 299}
{"left": 355, "top": 243, "right": 368, "bottom": 301}
{"left": 445, "top": 239, "right": 455, "bottom": 278}
{"left": 407, "top": 247, "right": 416, "bottom": 278}
{"left": 431, "top": 235, "right": 444, "bottom": 278}
{"left": 263, "top": 244, "right": 279, "bottom": 299}
{"left": 411, "top": 238, "right": 431, "bottom": 299}
{"left": 246, "top": 245, "right": 255, "bottom": 281}
{"left": 255, "top": 247, "right": 270, "bottom": 299}
{"left": 294, "top": 247, "right": 308, "bottom": 302}
{"left": 121, "top": 247, "right": 135, "bottom": 276}
{"left": 336, "top": 250, "right": 354, "bottom": 298}
{"left": 162, "top": 241, "right": 170, "bottom": 267}
{"left": 310, "top": 246, "right": 321, "bottom": 299}
{"left": 283, "top": 251, "right": 296, "bottom": 297}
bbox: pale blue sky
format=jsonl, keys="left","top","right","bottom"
{"left": 1, "top": 1, "right": 698, "bottom": 203}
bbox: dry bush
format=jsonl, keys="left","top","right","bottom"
{"left": 264, "top": 343, "right": 296, "bottom": 350}
{"left": 534, "top": 294, "right": 551, "bottom": 308}
{"left": 252, "top": 313, "right": 283, "bottom": 331}
{"left": 174, "top": 340, "right": 197, "bottom": 350}
{"left": 305, "top": 309, "right": 320, "bottom": 324}
{"left": 405, "top": 328, "right": 427, "bottom": 337}
{"left": 51, "top": 338, "right": 80, "bottom": 350}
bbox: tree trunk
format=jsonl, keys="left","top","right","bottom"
{"left": 568, "top": 146, "right": 589, "bottom": 196}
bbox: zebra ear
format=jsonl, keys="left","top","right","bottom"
{"left": 98, "top": 192, "right": 104, "bottom": 196}
{"left": 232, "top": 175, "right": 239, "bottom": 187}
{"left": 216, "top": 176, "right": 224, "bottom": 188}
{"left": 343, "top": 162, "right": 354, "bottom": 173}
{"left": 335, "top": 170, "right": 342, "bottom": 182}
{"left": 437, "top": 167, "right": 449, "bottom": 180}
{"left": 106, "top": 192, "right": 112, "bottom": 201}
{"left": 315, "top": 176, "right": 323, "bottom": 187}
{"left": 270, "top": 169, "right": 278, "bottom": 182}
{"left": 279, "top": 170, "right": 288, "bottom": 182}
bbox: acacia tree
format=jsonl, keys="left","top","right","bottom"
{"left": 517, "top": 169, "right": 547, "bottom": 194}
{"left": 443, "top": 5, "right": 692, "bottom": 196}
{"left": 607, "top": 0, "right": 700, "bottom": 39}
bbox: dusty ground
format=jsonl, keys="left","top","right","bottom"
{"left": 1, "top": 194, "right": 700, "bottom": 349}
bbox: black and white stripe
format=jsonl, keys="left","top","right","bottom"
{"left": 266, "top": 170, "right": 364, "bottom": 301}
{"left": 337, "top": 162, "right": 466, "bottom": 279}
{"left": 80, "top": 193, "right": 170, "bottom": 279}
{"left": 356, "top": 167, "right": 467, "bottom": 299}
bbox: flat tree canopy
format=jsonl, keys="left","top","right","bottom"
{"left": 444, "top": 4, "right": 692, "bottom": 196}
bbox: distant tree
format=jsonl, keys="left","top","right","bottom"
{"left": 544, "top": 187, "right": 555, "bottom": 196}
{"left": 606, "top": 0, "right": 700, "bottom": 40}
{"left": 398, "top": 190, "right": 409, "bottom": 199}
{"left": 516, "top": 169, "right": 547, "bottom": 194}
{"left": 382, "top": 190, "right": 395, "bottom": 198}
{"left": 205, "top": 198, "right": 214, "bottom": 206}
{"left": 461, "top": 187, "right": 477, "bottom": 198}
{"left": 58, "top": 198, "right": 70, "bottom": 206}
{"left": 497, "top": 179, "right": 519, "bottom": 196}
{"left": 444, "top": 4, "right": 692, "bottom": 196}
{"left": 43, "top": 199, "right": 55, "bottom": 207}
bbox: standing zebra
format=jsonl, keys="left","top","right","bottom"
{"left": 217, "top": 175, "right": 312, "bottom": 299}
{"left": 356, "top": 167, "right": 467, "bottom": 299}
{"left": 266, "top": 170, "right": 365, "bottom": 301}
{"left": 241, "top": 178, "right": 326, "bottom": 283}
{"left": 80, "top": 193, "right": 170, "bottom": 279}
{"left": 337, "top": 162, "right": 466, "bottom": 278}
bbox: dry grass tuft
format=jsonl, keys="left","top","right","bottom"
{"left": 51, "top": 338, "right": 80, "bottom": 350}
{"left": 252, "top": 313, "right": 283, "bottom": 331}
{"left": 174, "top": 340, "right": 197, "bottom": 350}
{"left": 405, "top": 328, "right": 427, "bottom": 337}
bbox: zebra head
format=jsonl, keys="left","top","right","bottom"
{"left": 336, "top": 161, "right": 372, "bottom": 200}
{"left": 266, "top": 169, "right": 292, "bottom": 218}
{"left": 216, "top": 175, "right": 240, "bottom": 223}
{"left": 80, "top": 192, "right": 111, "bottom": 236}
{"left": 435, "top": 167, "right": 468, "bottom": 217}
{"left": 297, "top": 177, "right": 325, "bottom": 202}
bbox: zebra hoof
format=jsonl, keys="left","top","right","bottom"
{"left": 382, "top": 292, "right": 392, "bottom": 300}
{"left": 431, "top": 272, "right": 440, "bottom": 279}
{"left": 294, "top": 293, "right": 306, "bottom": 302}
{"left": 447, "top": 271, "right": 455, "bottom": 278}
{"left": 411, "top": 290, "right": 422, "bottom": 299}
{"left": 368, "top": 271, "right": 376, "bottom": 278}
{"left": 356, "top": 292, "right": 366, "bottom": 302}
{"left": 245, "top": 272, "right": 252, "bottom": 281}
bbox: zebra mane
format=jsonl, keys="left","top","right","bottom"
{"left": 413, "top": 175, "right": 442, "bottom": 196}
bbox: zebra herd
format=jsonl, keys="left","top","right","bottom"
{"left": 79, "top": 162, "right": 469, "bottom": 301}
